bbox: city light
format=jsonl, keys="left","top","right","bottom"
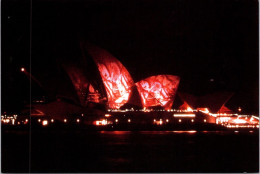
{"left": 187, "top": 107, "right": 193, "bottom": 112}
{"left": 105, "top": 114, "right": 111, "bottom": 117}
{"left": 187, "top": 130, "right": 197, "bottom": 134}
{"left": 154, "top": 120, "right": 163, "bottom": 125}
{"left": 198, "top": 108, "right": 209, "bottom": 114}
{"left": 42, "top": 120, "right": 48, "bottom": 126}
{"left": 64, "top": 119, "right": 67, "bottom": 123}
{"left": 21, "top": 67, "right": 25, "bottom": 72}
{"left": 173, "top": 130, "right": 197, "bottom": 133}
{"left": 95, "top": 119, "right": 107, "bottom": 126}
{"left": 233, "top": 119, "right": 247, "bottom": 124}
{"left": 76, "top": 119, "right": 80, "bottom": 123}
{"left": 51, "top": 119, "right": 54, "bottom": 123}
{"left": 174, "top": 114, "right": 195, "bottom": 117}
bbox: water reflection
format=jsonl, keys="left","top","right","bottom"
{"left": 100, "top": 131, "right": 132, "bottom": 134}
{"left": 172, "top": 130, "right": 197, "bottom": 134}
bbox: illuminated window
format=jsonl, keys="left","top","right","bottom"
{"left": 42, "top": 120, "right": 48, "bottom": 126}
{"left": 101, "top": 119, "right": 107, "bottom": 125}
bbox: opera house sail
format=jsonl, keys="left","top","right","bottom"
{"left": 136, "top": 75, "right": 180, "bottom": 110}
{"left": 62, "top": 64, "right": 91, "bottom": 105}
{"left": 83, "top": 43, "right": 135, "bottom": 109}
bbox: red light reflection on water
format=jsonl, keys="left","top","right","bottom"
{"left": 173, "top": 130, "right": 197, "bottom": 134}
{"left": 100, "top": 131, "right": 131, "bottom": 135}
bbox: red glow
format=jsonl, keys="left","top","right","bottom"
{"left": 197, "top": 108, "right": 209, "bottom": 113}
{"left": 136, "top": 75, "right": 180, "bottom": 109}
{"left": 227, "top": 116, "right": 259, "bottom": 125}
{"left": 179, "top": 101, "right": 193, "bottom": 111}
{"left": 85, "top": 44, "right": 134, "bottom": 109}
{"left": 232, "top": 119, "right": 247, "bottom": 124}
{"left": 174, "top": 114, "right": 195, "bottom": 117}
{"left": 95, "top": 119, "right": 107, "bottom": 126}
{"left": 154, "top": 120, "right": 163, "bottom": 125}
{"left": 63, "top": 66, "right": 91, "bottom": 105}
{"left": 173, "top": 130, "right": 197, "bottom": 134}
{"left": 218, "top": 105, "right": 232, "bottom": 113}
{"left": 87, "top": 84, "right": 101, "bottom": 103}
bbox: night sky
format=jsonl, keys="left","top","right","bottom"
{"left": 2, "top": 0, "right": 259, "bottom": 113}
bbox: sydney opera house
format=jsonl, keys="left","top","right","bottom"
{"left": 2, "top": 42, "right": 258, "bottom": 129}
{"left": 22, "top": 42, "right": 180, "bottom": 115}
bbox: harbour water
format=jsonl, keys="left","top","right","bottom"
{"left": 2, "top": 128, "right": 259, "bottom": 172}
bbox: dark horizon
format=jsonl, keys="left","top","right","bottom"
{"left": 2, "top": 0, "right": 259, "bottom": 114}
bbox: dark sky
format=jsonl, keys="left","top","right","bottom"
{"left": 2, "top": 0, "right": 259, "bottom": 113}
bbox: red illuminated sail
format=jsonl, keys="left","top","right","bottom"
{"left": 63, "top": 65, "right": 101, "bottom": 105}
{"left": 62, "top": 65, "right": 89, "bottom": 105}
{"left": 136, "top": 75, "right": 180, "bottom": 110}
{"left": 87, "top": 84, "right": 101, "bottom": 103}
{"left": 179, "top": 101, "right": 193, "bottom": 111}
{"left": 84, "top": 43, "right": 135, "bottom": 109}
